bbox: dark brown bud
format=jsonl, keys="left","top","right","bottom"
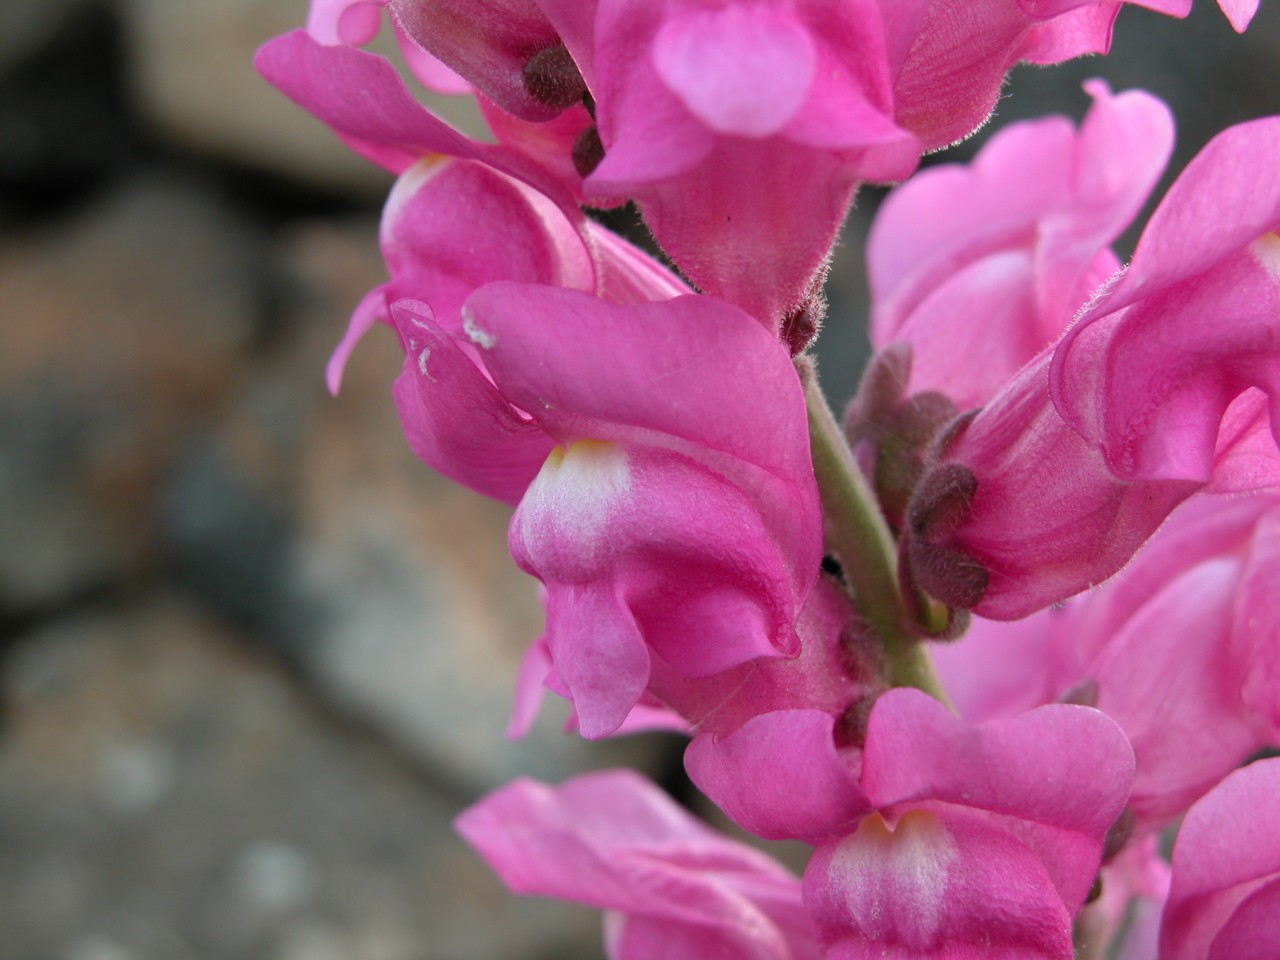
{"left": 780, "top": 288, "right": 826, "bottom": 356}
{"left": 522, "top": 45, "right": 587, "bottom": 110}
{"left": 572, "top": 125, "right": 605, "bottom": 178}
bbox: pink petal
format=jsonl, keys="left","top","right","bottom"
{"left": 862, "top": 688, "right": 1134, "bottom": 910}
{"left": 456, "top": 771, "right": 814, "bottom": 958}
{"left": 1217, "top": 0, "right": 1260, "bottom": 31}
{"left": 805, "top": 808, "right": 1074, "bottom": 958}
{"left": 389, "top": 299, "right": 555, "bottom": 504}
{"left": 685, "top": 710, "right": 871, "bottom": 842}
{"left": 254, "top": 31, "right": 582, "bottom": 213}
{"left": 1206, "top": 881, "right": 1280, "bottom": 960}
{"left": 538, "top": 582, "right": 651, "bottom": 740}
{"left": 1160, "top": 758, "right": 1280, "bottom": 960}
{"left": 650, "top": 574, "right": 870, "bottom": 738}
{"left": 1051, "top": 117, "right": 1280, "bottom": 482}
{"left": 892, "top": 0, "right": 1117, "bottom": 152}
{"left": 306, "top": 0, "right": 384, "bottom": 44}
{"left": 653, "top": 5, "right": 816, "bottom": 138}
{"left": 914, "top": 349, "right": 1196, "bottom": 618}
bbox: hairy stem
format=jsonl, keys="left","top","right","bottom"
{"left": 799, "top": 357, "right": 951, "bottom": 705}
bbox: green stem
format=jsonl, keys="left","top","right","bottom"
{"left": 799, "top": 358, "right": 951, "bottom": 706}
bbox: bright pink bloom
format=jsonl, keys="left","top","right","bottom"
{"left": 1159, "top": 758, "right": 1280, "bottom": 960}
{"left": 803, "top": 688, "right": 1134, "bottom": 959}
{"left": 392, "top": 285, "right": 820, "bottom": 737}
{"left": 456, "top": 770, "right": 822, "bottom": 960}
{"left": 869, "top": 81, "right": 1172, "bottom": 409}
{"left": 1051, "top": 116, "right": 1280, "bottom": 487}
{"left": 546, "top": 0, "right": 921, "bottom": 326}
{"left": 933, "top": 492, "right": 1280, "bottom": 826}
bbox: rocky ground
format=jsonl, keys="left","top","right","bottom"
{"left": 0, "top": 2, "right": 1277, "bottom": 958}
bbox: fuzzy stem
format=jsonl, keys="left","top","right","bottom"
{"left": 799, "top": 357, "right": 951, "bottom": 706}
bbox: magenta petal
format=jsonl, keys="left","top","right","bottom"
{"left": 1051, "top": 118, "right": 1280, "bottom": 482}
{"left": 685, "top": 710, "right": 871, "bottom": 842}
{"left": 1240, "top": 508, "right": 1280, "bottom": 735}
{"left": 1206, "top": 881, "right": 1280, "bottom": 960}
{"left": 805, "top": 809, "right": 1074, "bottom": 959}
{"left": 862, "top": 688, "right": 1133, "bottom": 909}
{"left": 390, "top": 300, "right": 555, "bottom": 504}
{"left": 254, "top": 30, "right": 581, "bottom": 214}
{"left": 1160, "top": 759, "right": 1280, "bottom": 960}
{"left": 540, "top": 583, "right": 651, "bottom": 740}
{"left": 892, "top": 0, "right": 1117, "bottom": 152}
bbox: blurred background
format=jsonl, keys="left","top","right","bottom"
{"left": 0, "top": 2, "right": 1276, "bottom": 958}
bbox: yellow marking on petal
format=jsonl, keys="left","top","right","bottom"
{"left": 1252, "top": 232, "right": 1280, "bottom": 282}
{"left": 519, "top": 441, "right": 631, "bottom": 567}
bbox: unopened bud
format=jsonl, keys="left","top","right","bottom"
{"left": 522, "top": 45, "right": 587, "bottom": 110}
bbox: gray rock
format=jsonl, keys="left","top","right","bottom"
{"left": 0, "top": 177, "right": 260, "bottom": 612}
{"left": 0, "top": 598, "right": 602, "bottom": 960}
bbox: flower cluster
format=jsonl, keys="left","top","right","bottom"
{"left": 259, "top": 2, "right": 1277, "bottom": 957}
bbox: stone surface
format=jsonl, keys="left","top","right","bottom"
{"left": 162, "top": 218, "right": 682, "bottom": 793}
{"left": 0, "top": 176, "right": 260, "bottom": 613}
{"left": 0, "top": 598, "right": 602, "bottom": 960}
{"left": 118, "top": 0, "right": 487, "bottom": 198}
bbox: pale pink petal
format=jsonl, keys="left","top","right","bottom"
{"left": 652, "top": 6, "right": 816, "bottom": 138}
{"left": 1216, "top": 0, "right": 1260, "bottom": 31}
{"left": 306, "top": 0, "right": 384, "bottom": 44}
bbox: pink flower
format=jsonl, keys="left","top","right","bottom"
{"left": 932, "top": 492, "right": 1280, "bottom": 826}
{"left": 392, "top": 285, "right": 820, "bottom": 737}
{"left": 869, "top": 81, "right": 1173, "bottom": 409}
{"left": 903, "top": 348, "right": 1198, "bottom": 618}
{"left": 551, "top": 0, "right": 921, "bottom": 327}
{"left": 890, "top": 0, "right": 1121, "bottom": 153}
{"left": 1159, "top": 758, "right": 1280, "bottom": 960}
{"left": 802, "top": 688, "right": 1134, "bottom": 959}
{"left": 323, "top": 152, "right": 682, "bottom": 392}
{"left": 455, "top": 770, "right": 822, "bottom": 960}
{"left": 1051, "top": 116, "right": 1280, "bottom": 487}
